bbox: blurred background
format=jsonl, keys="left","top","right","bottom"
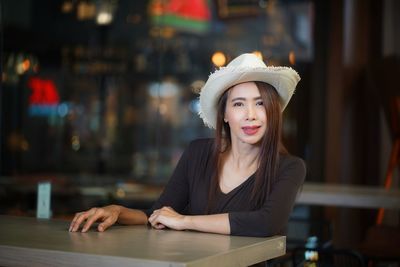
{"left": 0, "top": 0, "right": 399, "bottom": 265}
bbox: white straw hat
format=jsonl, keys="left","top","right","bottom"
{"left": 198, "top": 53, "right": 301, "bottom": 129}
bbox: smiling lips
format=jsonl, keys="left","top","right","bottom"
{"left": 242, "top": 126, "right": 261, "bottom": 135}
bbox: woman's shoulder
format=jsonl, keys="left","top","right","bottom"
{"left": 182, "top": 138, "right": 215, "bottom": 169}
{"left": 180, "top": 138, "right": 214, "bottom": 160}
{"left": 279, "top": 154, "right": 306, "bottom": 168}
{"left": 278, "top": 154, "right": 306, "bottom": 183}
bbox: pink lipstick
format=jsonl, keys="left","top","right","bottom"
{"left": 242, "top": 126, "right": 260, "bottom": 135}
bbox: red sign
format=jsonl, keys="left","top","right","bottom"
{"left": 28, "top": 77, "right": 60, "bottom": 105}
{"left": 150, "top": 0, "right": 210, "bottom": 21}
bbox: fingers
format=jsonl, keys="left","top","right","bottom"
{"left": 148, "top": 206, "right": 179, "bottom": 229}
{"left": 69, "top": 211, "right": 87, "bottom": 232}
{"left": 69, "top": 208, "right": 100, "bottom": 232}
{"left": 82, "top": 208, "right": 103, "bottom": 232}
{"left": 148, "top": 210, "right": 158, "bottom": 226}
{"left": 148, "top": 208, "right": 164, "bottom": 221}
{"left": 148, "top": 211, "right": 165, "bottom": 229}
{"left": 97, "top": 216, "right": 116, "bottom": 232}
{"left": 149, "top": 206, "right": 173, "bottom": 219}
{"left": 153, "top": 223, "right": 166, "bottom": 230}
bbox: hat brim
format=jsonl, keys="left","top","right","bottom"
{"left": 199, "top": 67, "right": 300, "bottom": 129}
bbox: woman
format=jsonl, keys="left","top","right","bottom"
{"left": 69, "top": 53, "right": 305, "bottom": 237}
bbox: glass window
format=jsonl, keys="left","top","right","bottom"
{"left": 0, "top": 0, "right": 312, "bottom": 215}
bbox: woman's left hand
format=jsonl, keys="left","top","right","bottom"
{"left": 148, "top": 206, "right": 187, "bottom": 230}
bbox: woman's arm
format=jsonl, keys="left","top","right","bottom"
{"left": 148, "top": 206, "right": 230, "bottom": 235}
{"left": 69, "top": 141, "right": 202, "bottom": 233}
{"left": 117, "top": 206, "right": 148, "bottom": 225}
{"left": 69, "top": 205, "right": 147, "bottom": 233}
{"left": 148, "top": 156, "right": 305, "bottom": 237}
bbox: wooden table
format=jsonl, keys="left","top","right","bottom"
{"left": 0, "top": 216, "right": 286, "bottom": 267}
{"left": 297, "top": 182, "right": 400, "bottom": 209}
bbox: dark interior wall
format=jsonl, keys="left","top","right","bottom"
{"left": 321, "top": 0, "right": 400, "bottom": 247}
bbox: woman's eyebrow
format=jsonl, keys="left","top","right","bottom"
{"left": 231, "top": 96, "right": 262, "bottom": 102}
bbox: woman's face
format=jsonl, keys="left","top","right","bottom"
{"left": 224, "top": 82, "right": 267, "bottom": 146}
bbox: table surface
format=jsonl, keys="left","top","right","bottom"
{"left": 0, "top": 215, "right": 285, "bottom": 267}
{"left": 297, "top": 182, "right": 400, "bottom": 209}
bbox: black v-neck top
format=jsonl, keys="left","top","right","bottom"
{"left": 144, "top": 138, "right": 306, "bottom": 237}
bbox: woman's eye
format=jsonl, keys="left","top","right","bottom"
{"left": 233, "top": 102, "right": 243, "bottom": 107}
{"left": 256, "top": 101, "right": 263, "bottom": 106}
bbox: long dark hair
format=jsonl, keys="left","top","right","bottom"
{"left": 207, "top": 81, "right": 286, "bottom": 212}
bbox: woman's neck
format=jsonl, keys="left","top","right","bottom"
{"left": 226, "top": 139, "right": 260, "bottom": 170}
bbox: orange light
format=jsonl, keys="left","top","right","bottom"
{"left": 252, "top": 51, "right": 263, "bottom": 61}
{"left": 289, "top": 51, "right": 296, "bottom": 65}
{"left": 77, "top": 2, "right": 96, "bottom": 20}
{"left": 22, "top": 59, "right": 31, "bottom": 71}
{"left": 149, "top": 0, "right": 164, "bottom": 16}
{"left": 211, "top": 52, "right": 226, "bottom": 67}
{"left": 61, "top": 1, "right": 73, "bottom": 13}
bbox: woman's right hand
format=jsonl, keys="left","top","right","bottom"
{"left": 69, "top": 205, "right": 121, "bottom": 233}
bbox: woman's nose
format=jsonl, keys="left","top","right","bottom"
{"left": 246, "top": 105, "right": 256, "bottom": 120}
